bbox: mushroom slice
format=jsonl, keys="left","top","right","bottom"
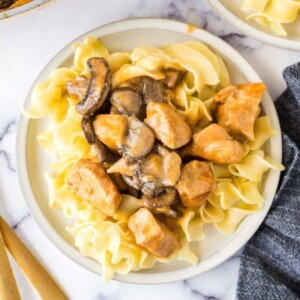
{"left": 81, "top": 115, "right": 96, "bottom": 144}
{"left": 119, "top": 77, "right": 142, "bottom": 93}
{"left": 0, "top": 0, "right": 14, "bottom": 9}
{"left": 93, "top": 114, "right": 128, "bottom": 151}
{"left": 122, "top": 174, "right": 142, "bottom": 191}
{"left": 145, "top": 101, "right": 192, "bottom": 149}
{"left": 142, "top": 187, "right": 177, "bottom": 208}
{"left": 140, "top": 77, "right": 164, "bottom": 103}
{"left": 120, "top": 116, "right": 155, "bottom": 158}
{"left": 163, "top": 70, "right": 185, "bottom": 89}
{"left": 76, "top": 57, "right": 112, "bottom": 115}
{"left": 66, "top": 76, "right": 89, "bottom": 100}
{"left": 110, "top": 87, "right": 142, "bottom": 116}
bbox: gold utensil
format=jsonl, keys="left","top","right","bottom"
{"left": 0, "top": 227, "right": 21, "bottom": 300}
{"left": 0, "top": 215, "right": 67, "bottom": 300}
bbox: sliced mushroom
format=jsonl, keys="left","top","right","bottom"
{"left": 142, "top": 187, "right": 177, "bottom": 208}
{"left": 110, "top": 105, "right": 121, "bottom": 115}
{"left": 66, "top": 76, "right": 89, "bottom": 100}
{"left": 122, "top": 174, "right": 141, "bottom": 190}
{"left": 76, "top": 57, "right": 112, "bottom": 115}
{"left": 0, "top": 0, "right": 14, "bottom": 9}
{"left": 163, "top": 70, "right": 185, "bottom": 89}
{"left": 119, "top": 77, "right": 141, "bottom": 93}
{"left": 140, "top": 77, "right": 164, "bottom": 103}
{"left": 110, "top": 87, "right": 142, "bottom": 116}
{"left": 120, "top": 116, "right": 155, "bottom": 158}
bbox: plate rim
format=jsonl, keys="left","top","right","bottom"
{"left": 16, "top": 18, "right": 282, "bottom": 284}
{"left": 206, "top": 0, "right": 300, "bottom": 51}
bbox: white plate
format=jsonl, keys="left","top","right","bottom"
{"left": 16, "top": 18, "right": 282, "bottom": 284}
{"left": 207, "top": 0, "right": 300, "bottom": 51}
{"left": 0, "top": 0, "right": 50, "bottom": 20}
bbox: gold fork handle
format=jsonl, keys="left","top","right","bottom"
{"left": 0, "top": 228, "right": 21, "bottom": 300}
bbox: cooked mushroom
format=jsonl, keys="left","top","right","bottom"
{"left": 93, "top": 114, "right": 128, "bottom": 151}
{"left": 145, "top": 101, "right": 192, "bottom": 149}
{"left": 81, "top": 116, "right": 118, "bottom": 167}
{"left": 0, "top": 0, "right": 14, "bottom": 9}
{"left": 119, "top": 77, "right": 141, "bottom": 93}
{"left": 163, "top": 70, "right": 185, "bottom": 89}
{"left": 128, "top": 208, "right": 180, "bottom": 257}
{"left": 110, "top": 87, "right": 142, "bottom": 116}
{"left": 66, "top": 76, "right": 89, "bottom": 100}
{"left": 142, "top": 187, "right": 177, "bottom": 208}
{"left": 76, "top": 57, "right": 112, "bottom": 115}
{"left": 120, "top": 116, "right": 155, "bottom": 158}
{"left": 136, "top": 145, "right": 182, "bottom": 197}
{"left": 140, "top": 77, "right": 164, "bottom": 103}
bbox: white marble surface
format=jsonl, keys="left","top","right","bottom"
{"left": 0, "top": 0, "right": 299, "bottom": 299}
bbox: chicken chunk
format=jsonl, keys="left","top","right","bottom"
{"left": 176, "top": 160, "right": 217, "bottom": 207}
{"left": 145, "top": 101, "right": 192, "bottom": 149}
{"left": 128, "top": 208, "right": 179, "bottom": 257}
{"left": 93, "top": 114, "right": 128, "bottom": 151}
{"left": 67, "top": 159, "right": 121, "bottom": 216}
{"left": 183, "top": 124, "right": 244, "bottom": 164}
{"left": 214, "top": 83, "right": 266, "bottom": 142}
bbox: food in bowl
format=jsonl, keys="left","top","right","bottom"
{"left": 26, "top": 36, "right": 284, "bottom": 281}
{"left": 0, "top": 0, "right": 33, "bottom": 10}
{"left": 241, "top": 0, "right": 300, "bottom": 36}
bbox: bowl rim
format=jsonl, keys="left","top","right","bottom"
{"left": 16, "top": 18, "right": 282, "bottom": 284}
{"left": 206, "top": 0, "right": 300, "bottom": 51}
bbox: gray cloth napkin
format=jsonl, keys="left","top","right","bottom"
{"left": 237, "top": 63, "right": 300, "bottom": 300}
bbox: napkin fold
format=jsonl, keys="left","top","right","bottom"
{"left": 237, "top": 63, "right": 300, "bottom": 299}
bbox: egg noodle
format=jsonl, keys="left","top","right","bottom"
{"left": 26, "top": 37, "right": 284, "bottom": 281}
{"left": 241, "top": 0, "right": 300, "bottom": 36}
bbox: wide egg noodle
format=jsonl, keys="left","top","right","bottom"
{"left": 241, "top": 0, "right": 300, "bottom": 36}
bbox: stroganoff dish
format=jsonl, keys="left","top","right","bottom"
{"left": 26, "top": 37, "right": 284, "bottom": 281}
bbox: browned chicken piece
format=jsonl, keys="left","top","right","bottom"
{"left": 93, "top": 114, "right": 128, "bottom": 151}
{"left": 67, "top": 159, "right": 121, "bottom": 216}
{"left": 214, "top": 83, "right": 266, "bottom": 142}
{"left": 128, "top": 208, "right": 179, "bottom": 257}
{"left": 66, "top": 76, "right": 89, "bottom": 100}
{"left": 145, "top": 101, "right": 192, "bottom": 149}
{"left": 183, "top": 124, "right": 244, "bottom": 164}
{"left": 176, "top": 160, "right": 217, "bottom": 207}
{"left": 120, "top": 116, "right": 155, "bottom": 158}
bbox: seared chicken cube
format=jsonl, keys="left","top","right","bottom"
{"left": 67, "top": 159, "right": 121, "bottom": 216}
{"left": 93, "top": 114, "right": 128, "bottom": 151}
{"left": 128, "top": 208, "right": 179, "bottom": 257}
{"left": 183, "top": 124, "right": 244, "bottom": 164}
{"left": 145, "top": 101, "right": 192, "bottom": 149}
{"left": 214, "top": 83, "right": 266, "bottom": 142}
{"left": 176, "top": 160, "right": 217, "bottom": 207}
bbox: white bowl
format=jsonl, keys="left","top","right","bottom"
{"left": 16, "top": 18, "right": 282, "bottom": 284}
{"left": 0, "top": 0, "right": 50, "bottom": 20}
{"left": 207, "top": 0, "right": 300, "bottom": 51}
